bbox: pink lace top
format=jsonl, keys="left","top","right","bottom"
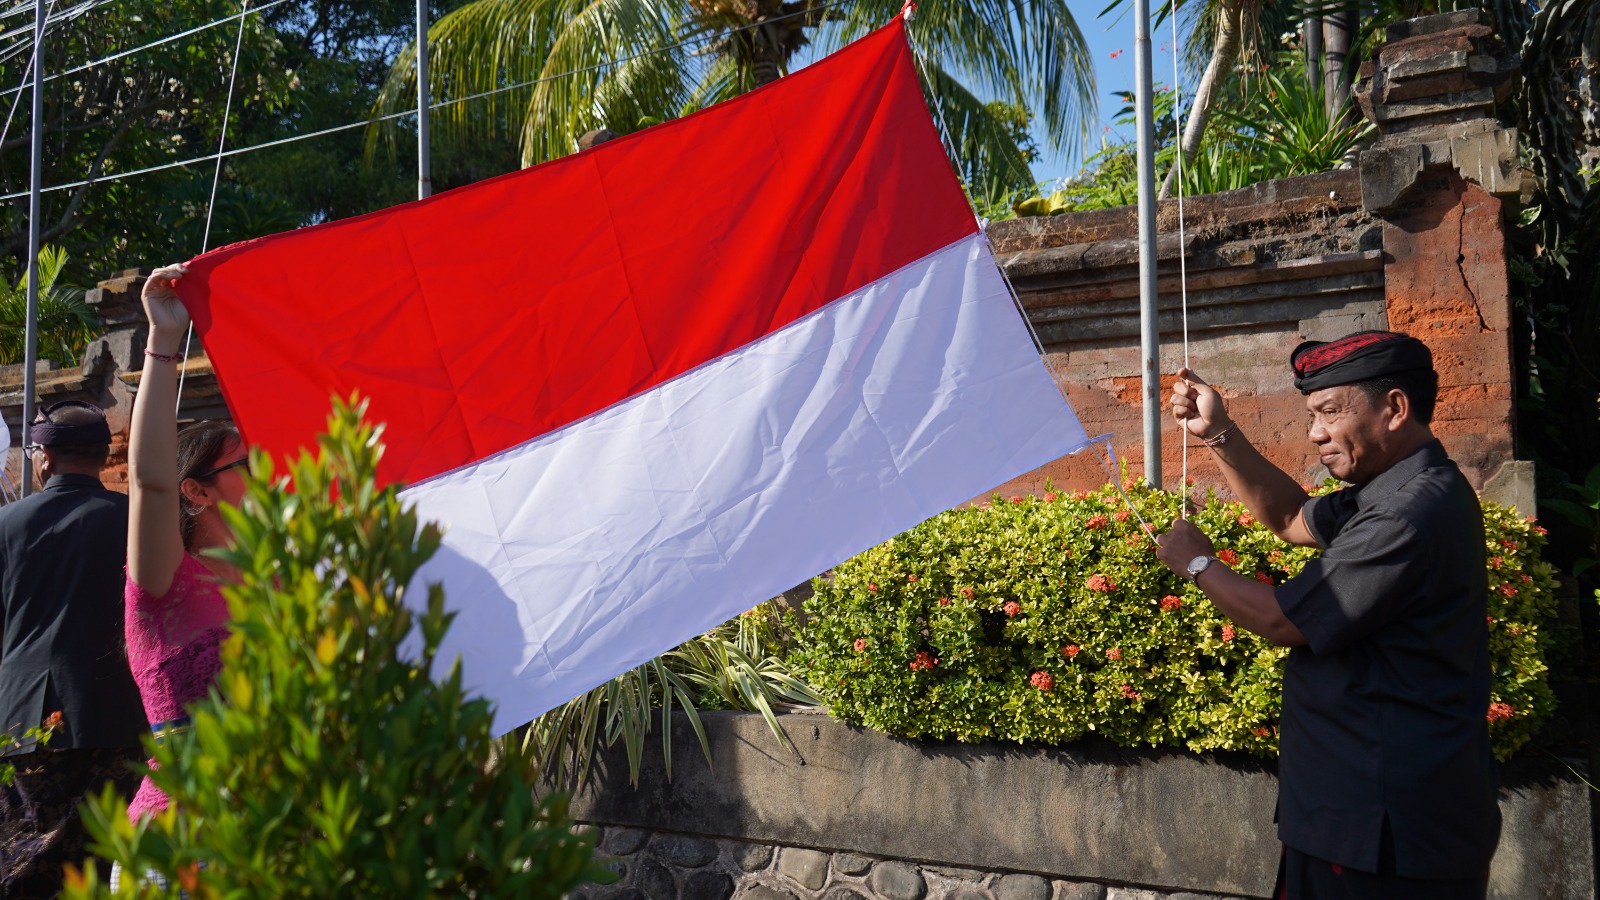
{"left": 124, "top": 553, "right": 230, "bottom": 820}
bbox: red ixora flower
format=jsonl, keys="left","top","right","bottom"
{"left": 1085, "top": 514, "right": 1110, "bottom": 530}
{"left": 1486, "top": 701, "right": 1515, "bottom": 722}
{"left": 1252, "top": 726, "right": 1271, "bottom": 738}
{"left": 907, "top": 574, "right": 919, "bottom": 583}
{"left": 1217, "top": 549, "right": 1240, "bottom": 566}
{"left": 1010, "top": 495, "right": 1024, "bottom": 505}
{"left": 1123, "top": 476, "right": 1140, "bottom": 490}
{"left": 853, "top": 638, "right": 867, "bottom": 652}
{"left": 1114, "top": 510, "right": 1131, "bottom": 522}
{"left": 1071, "top": 489, "right": 1091, "bottom": 501}
{"left": 867, "top": 582, "right": 879, "bottom": 593}
{"left": 1003, "top": 600, "right": 1022, "bottom": 617}
{"left": 1030, "top": 670, "right": 1054, "bottom": 691}
{"left": 1238, "top": 513, "right": 1256, "bottom": 527}
{"left": 910, "top": 651, "right": 939, "bottom": 671}
{"left": 1106, "top": 647, "right": 1123, "bottom": 661}
{"left": 959, "top": 587, "right": 975, "bottom": 599}
{"left": 1501, "top": 539, "right": 1519, "bottom": 550}
{"left": 1499, "top": 584, "right": 1519, "bottom": 597}
{"left": 1087, "top": 574, "right": 1117, "bottom": 592}
{"left": 1062, "top": 644, "right": 1081, "bottom": 658}
{"left": 1160, "top": 595, "right": 1183, "bottom": 611}
{"left": 1490, "top": 556, "right": 1505, "bottom": 568}
{"left": 938, "top": 596, "right": 952, "bottom": 607}
{"left": 43, "top": 710, "right": 64, "bottom": 730}
{"left": 1534, "top": 525, "right": 1548, "bottom": 536}
{"left": 1044, "top": 491, "right": 1058, "bottom": 502}
{"left": 1221, "top": 624, "right": 1236, "bottom": 642}
{"left": 1254, "top": 571, "right": 1273, "bottom": 585}
{"left": 1120, "top": 683, "right": 1140, "bottom": 700}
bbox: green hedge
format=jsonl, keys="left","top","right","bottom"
{"left": 793, "top": 482, "right": 1559, "bottom": 760}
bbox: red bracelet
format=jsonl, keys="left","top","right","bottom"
{"left": 144, "top": 348, "right": 185, "bottom": 363}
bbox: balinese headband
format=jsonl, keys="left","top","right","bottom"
{"left": 1291, "top": 331, "right": 1434, "bottom": 393}
{"left": 29, "top": 400, "right": 112, "bottom": 447}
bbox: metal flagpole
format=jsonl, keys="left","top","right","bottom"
{"left": 416, "top": 0, "right": 431, "bottom": 199}
{"left": 21, "top": 0, "right": 45, "bottom": 496}
{"left": 1133, "top": 0, "right": 1161, "bottom": 488}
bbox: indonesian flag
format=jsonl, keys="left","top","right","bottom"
{"left": 178, "top": 18, "right": 1090, "bottom": 728}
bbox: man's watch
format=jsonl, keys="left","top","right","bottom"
{"left": 1186, "top": 555, "right": 1217, "bottom": 584}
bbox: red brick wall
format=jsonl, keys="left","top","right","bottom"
{"left": 983, "top": 170, "right": 1516, "bottom": 503}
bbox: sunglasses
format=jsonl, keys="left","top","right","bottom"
{"left": 191, "top": 456, "right": 249, "bottom": 480}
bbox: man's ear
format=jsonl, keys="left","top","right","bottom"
{"left": 1384, "top": 388, "right": 1412, "bottom": 432}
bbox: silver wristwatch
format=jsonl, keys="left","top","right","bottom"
{"left": 1185, "top": 555, "right": 1217, "bottom": 583}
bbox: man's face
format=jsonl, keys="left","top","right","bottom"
{"left": 1305, "top": 384, "right": 1394, "bottom": 484}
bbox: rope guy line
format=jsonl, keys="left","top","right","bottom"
{"left": 0, "top": 0, "right": 292, "bottom": 101}
{"left": 0, "top": 0, "right": 852, "bottom": 203}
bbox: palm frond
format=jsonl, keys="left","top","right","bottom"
{"left": 0, "top": 246, "right": 94, "bottom": 367}
{"left": 819, "top": 0, "right": 1095, "bottom": 159}
{"left": 516, "top": 601, "right": 819, "bottom": 790}
{"left": 916, "top": 61, "right": 1037, "bottom": 196}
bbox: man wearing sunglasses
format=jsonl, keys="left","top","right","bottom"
{"left": 0, "top": 401, "right": 146, "bottom": 897}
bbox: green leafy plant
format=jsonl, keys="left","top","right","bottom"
{"left": 796, "top": 482, "right": 1559, "bottom": 761}
{"left": 0, "top": 712, "right": 59, "bottom": 786}
{"left": 65, "top": 397, "right": 610, "bottom": 898}
{"left": 518, "top": 601, "right": 821, "bottom": 789}
{"left": 0, "top": 246, "right": 96, "bottom": 366}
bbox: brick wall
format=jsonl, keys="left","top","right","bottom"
{"left": 979, "top": 10, "right": 1527, "bottom": 512}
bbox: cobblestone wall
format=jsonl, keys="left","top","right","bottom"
{"left": 576, "top": 828, "right": 1247, "bottom": 900}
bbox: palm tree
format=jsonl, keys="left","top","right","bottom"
{"left": 0, "top": 246, "right": 96, "bottom": 367}
{"left": 372, "top": 0, "right": 1096, "bottom": 196}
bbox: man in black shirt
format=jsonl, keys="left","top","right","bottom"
{"left": 0, "top": 401, "right": 146, "bottom": 898}
{"left": 1156, "top": 332, "right": 1500, "bottom": 899}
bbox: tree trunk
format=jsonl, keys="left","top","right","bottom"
{"left": 1303, "top": 16, "right": 1323, "bottom": 96}
{"left": 1322, "top": 4, "right": 1355, "bottom": 125}
{"left": 1159, "top": 0, "right": 1244, "bottom": 200}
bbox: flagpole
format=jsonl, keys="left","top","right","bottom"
{"left": 416, "top": 0, "right": 431, "bottom": 200}
{"left": 1134, "top": 0, "right": 1161, "bottom": 488}
{"left": 21, "top": 0, "right": 46, "bottom": 497}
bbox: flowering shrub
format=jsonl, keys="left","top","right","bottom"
{"left": 794, "top": 483, "right": 1559, "bottom": 761}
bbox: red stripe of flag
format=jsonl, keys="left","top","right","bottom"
{"left": 179, "top": 19, "right": 975, "bottom": 486}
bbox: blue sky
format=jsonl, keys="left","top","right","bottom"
{"left": 1033, "top": 2, "right": 1187, "bottom": 184}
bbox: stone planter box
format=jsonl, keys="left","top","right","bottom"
{"left": 567, "top": 711, "right": 1596, "bottom": 900}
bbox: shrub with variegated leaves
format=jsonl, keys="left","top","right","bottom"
{"left": 795, "top": 482, "right": 1558, "bottom": 760}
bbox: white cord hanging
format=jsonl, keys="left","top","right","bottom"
{"left": 903, "top": 17, "right": 1159, "bottom": 541}
{"left": 1171, "top": 0, "right": 1193, "bottom": 517}
{"left": 176, "top": 0, "right": 250, "bottom": 413}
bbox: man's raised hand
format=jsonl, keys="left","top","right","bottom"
{"left": 1172, "top": 367, "right": 1232, "bottom": 443}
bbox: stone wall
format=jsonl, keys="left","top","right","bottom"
{"left": 582, "top": 831, "right": 1210, "bottom": 900}
{"left": 566, "top": 712, "right": 1597, "bottom": 900}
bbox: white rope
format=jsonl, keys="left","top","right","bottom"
{"left": 0, "top": 0, "right": 291, "bottom": 100}
{"left": 1170, "top": 4, "right": 1194, "bottom": 517}
{"left": 904, "top": 15, "right": 1159, "bottom": 543}
{"left": 177, "top": 0, "right": 251, "bottom": 413}
{"left": 0, "top": 0, "right": 114, "bottom": 65}
{"left": 0, "top": 0, "right": 854, "bottom": 204}
{"left": 0, "top": 16, "right": 38, "bottom": 152}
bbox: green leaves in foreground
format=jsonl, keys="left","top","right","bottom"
{"left": 67, "top": 396, "right": 610, "bottom": 898}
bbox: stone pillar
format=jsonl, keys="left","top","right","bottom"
{"left": 1355, "top": 10, "right": 1533, "bottom": 509}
